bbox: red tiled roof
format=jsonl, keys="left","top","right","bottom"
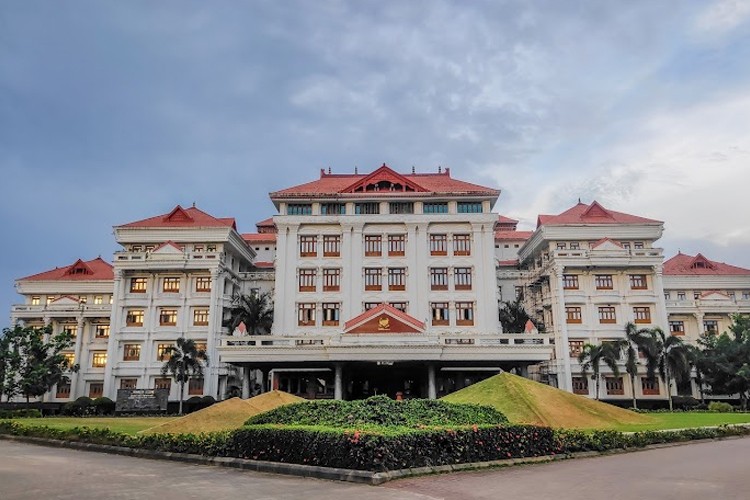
{"left": 663, "top": 253, "right": 750, "bottom": 276}
{"left": 537, "top": 201, "right": 661, "bottom": 227}
{"left": 252, "top": 261, "right": 275, "bottom": 269}
{"left": 18, "top": 258, "right": 114, "bottom": 282}
{"left": 152, "top": 241, "right": 184, "bottom": 252}
{"left": 497, "top": 259, "right": 520, "bottom": 267}
{"left": 242, "top": 233, "right": 277, "bottom": 243}
{"left": 118, "top": 205, "right": 237, "bottom": 230}
{"left": 495, "top": 230, "right": 533, "bottom": 241}
{"left": 497, "top": 215, "right": 519, "bottom": 224}
{"left": 270, "top": 165, "right": 499, "bottom": 198}
{"left": 344, "top": 303, "right": 426, "bottom": 331}
{"left": 591, "top": 237, "right": 624, "bottom": 249}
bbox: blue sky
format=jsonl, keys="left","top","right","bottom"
{"left": 2, "top": 1, "right": 750, "bottom": 319}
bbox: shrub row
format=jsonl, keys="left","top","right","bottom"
{"left": 246, "top": 395, "right": 508, "bottom": 427}
{"left": 61, "top": 397, "right": 116, "bottom": 416}
{"left": 2, "top": 420, "right": 749, "bottom": 472}
{"left": 0, "top": 409, "right": 42, "bottom": 419}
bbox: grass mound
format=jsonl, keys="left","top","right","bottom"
{"left": 442, "top": 373, "right": 653, "bottom": 429}
{"left": 246, "top": 394, "right": 507, "bottom": 428}
{"left": 141, "top": 390, "right": 304, "bottom": 434}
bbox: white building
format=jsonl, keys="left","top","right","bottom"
{"left": 9, "top": 166, "right": 750, "bottom": 405}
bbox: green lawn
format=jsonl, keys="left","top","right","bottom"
{"left": 12, "top": 417, "right": 175, "bottom": 435}
{"left": 608, "top": 412, "right": 750, "bottom": 432}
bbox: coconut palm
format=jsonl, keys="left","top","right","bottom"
{"left": 578, "top": 342, "right": 621, "bottom": 400}
{"left": 224, "top": 292, "right": 274, "bottom": 335}
{"left": 640, "top": 328, "right": 690, "bottom": 411}
{"left": 161, "top": 337, "right": 209, "bottom": 415}
{"left": 621, "top": 322, "right": 652, "bottom": 409}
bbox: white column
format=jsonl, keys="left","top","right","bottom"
{"left": 70, "top": 315, "right": 85, "bottom": 398}
{"left": 334, "top": 363, "right": 343, "bottom": 400}
{"left": 652, "top": 265, "right": 670, "bottom": 332}
{"left": 427, "top": 364, "right": 437, "bottom": 399}
{"left": 103, "top": 269, "right": 124, "bottom": 399}
{"left": 205, "top": 267, "right": 222, "bottom": 398}
{"left": 241, "top": 367, "right": 250, "bottom": 399}
{"left": 551, "top": 265, "right": 573, "bottom": 392}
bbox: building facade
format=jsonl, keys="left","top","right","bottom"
{"left": 8, "top": 166, "right": 750, "bottom": 404}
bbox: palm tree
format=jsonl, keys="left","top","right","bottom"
{"left": 578, "top": 342, "right": 621, "bottom": 400}
{"left": 161, "top": 337, "right": 209, "bottom": 415}
{"left": 498, "top": 298, "right": 545, "bottom": 333}
{"left": 224, "top": 292, "right": 274, "bottom": 335}
{"left": 685, "top": 344, "right": 707, "bottom": 405}
{"left": 621, "top": 322, "right": 651, "bottom": 409}
{"left": 640, "top": 328, "right": 690, "bottom": 411}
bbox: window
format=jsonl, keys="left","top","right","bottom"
{"left": 364, "top": 302, "right": 380, "bottom": 311}
{"left": 188, "top": 378, "right": 204, "bottom": 395}
{"left": 389, "top": 202, "right": 413, "bottom": 214}
{"left": 633, "top": 306, "right": 651, "bottom": 324}
{"left": 622, "top": 242, "right": 631, "bottom": 250}
{"left": 389, "top": 302, "right": 407, "bottom": 312}
{"left": 159, "top": 309, "right": 178, "bottom": 326}
{"left": 195, "top": 277, "right": 211, "bottom": 292}
{"left": 598, "top": 306, "right": 617, "bottom": 324}
{"left": 704, "top": 320, "right": 719, "bottom": 335}
{"left": 677, "top": 291, "right": 686, "bottom": 300}
{"left": 297, "top": 303, "right": 316, "bottom": 326}
{"left": 132, "top": 245, "right": 142, "bottom": 252}
{"left": 364, "top": 268, "right": 382, "bottom": 291}
{"left": 566, "top": 306, "right": 582, "bottom": 324}
{"left": 694, "top": 291, "right": 701, "bottom": 299}
{"left": 62, "top": 352, "right": 75, "bottom": 366}
{"left": 56, "top": 378, "right": 71, "bottom": 399}
{"left": 743, "top": 291, "right": 750, "bottom": 300}
{"left": 320, "top": 203, "right": 345, "bottom": 215}
{"left": 193, "top": 309, "right": 209, "bottom": 326}
{"left": 123, "top": 344, "right": 141, "bottom": 361}
{"left": 95, "top": 324, "right": 110, "bottom": 338}
{"left": 456, "top": 302, "right": 474, "bottom": 326}
{"left": 629, "top": 274, "right": 648, "bottom": 290}
{"left": 355, "top": 202, "right": 380, "bottom": 215}
{"left": 429, "top": 234, "right": 448, "bottom": 256}
{"left": 388, "top": 234, "right": 406, "bottom": 256}
{"left": 641, "top": 377, "right": 660, "bottom": 395}
{"left": 299, "top": 236, "right": 317, "bottom": 257}
{"left": 193, "top": 245, "right": 204, "bottom": 253}
{"left": 457, "top": 202, "right": 483, "bottom": 213}
{"left": 154, "top": 378, "right": 171, "bottom": 391}
{"left": 206, "top": 244, "right": 217, "bottom": 252}
{"left": 91, "top": 352, "right": 107, "bottom": 368}
{"left": 157, "top": 343, "right": 172, "bottom": 361}
{"left": 514, "top": 286, "right": 524, "bottom": 299}
{"left": 79, "top": 296, "right": 87, "bottom": 304}
{"left": 454, "top": 267, "right": 472, "bottom": 290}
{"left": 595, "top": 275, "right": 613, "bottom": 290}
{"left": 423, "top": 202, "right": 448, "bottom": 214}
{"left": 62, "top": 324, "right": 78, "bottom": 338}
{"left": 388, "top": 268, "right": 406, "bottom": 291}
{"left": 569, "top": 242, "right": 580, "bottom": 250}
{"left": 287, "top": 203, "right": 312, "bottom": 215}
{"left": 556, "top": 242, "right": 566, "bottom": 250}
{"left": 163, "top": 277, "right": 180, "bottom": 293}
{"left": 322, "top": 303, "right": 340, "bottom": 326}
{"left": 88, "top": 382, "right": 104, "bottom": 398}
{"left": 109, "top": 295, "right": 113, "bottom": 304}
{"left": 298, "top": 269, "right": 317, "bottom": 292}
{"left": 126, "top": 309, "right": 144, "bottom": 327}
{"left": 562, "top": 274, "right": 579, "bottom": 290}
{"left": 430, "top": 268, "right": 449, "bottom": 290}
{"left": 453, "top": 234, "right": 471, "bottom": 256}
{"left": 120, "top": 378, "right": 138, "bottom": 390}
{"left": 46, "top": 296, "right": 56, "bottom": 305}
{"left": 130, "top": 277, "right": 147, "bottom": 293}
{"left": 605, "top": 377, "right": 624, "bottom": 395}
{"left": 364, "top": 235, "right": 382, "bottom": 256}
{"left": 322, "top": 268, "right": 341, "bottom": 292}
{"left": 431, "top": 302, "right": 449, "bottom": 325}
{"left": 94, "top": 295, "right": 103, "bottom": 305}
{"left": 669, "top": 320, "right": 685, "bottom": 336}
{"left": 569, "top": 340, "right": 584, "bottom": 357}
{"left": 31, "top": 296, "right": 40, "bottom": 305}
{"left": 323, "top": 235, "right": 340, "bottom": 257}
{"left": 664, "top": 292, "right": 671, "bottom": 300}
{"left": 634, "top": 242, "right": 644, "bottom": 249}
{"left": 572, "top": 377, "right": 589, "bottom": 395}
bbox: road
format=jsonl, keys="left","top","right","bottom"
{"left": 1, "top": 438, "right": 749, "bottom": 499}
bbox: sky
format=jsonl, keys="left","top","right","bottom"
{"left": 2, "top": 0, "right": 750, "bottom": 320}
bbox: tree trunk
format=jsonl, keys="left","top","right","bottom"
{"left": 179, "top": 381, "right": 185, "bottom": 415}
{"left": 665, "top": 372, "right": 674, "bottom": 411}
{"left": 630, "top": 373, "right": 638, "bottom": 409}
{"left": 595, "top": 375, "right": 600, "bottom": 401}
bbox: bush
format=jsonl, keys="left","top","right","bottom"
{"left": 247, "top": 396, "right": 508, "bottom": 428}
{"left": 92, "top": 397, "right": 116, "bottom": 415}
{"left": 0, "top": 409, "right": 42, "bottom": 419}
{"left": 708, "top": 402, "right": 734, "bottom": 413}
{"left": 61, "top": 397, "right": 96, "bottom": 416}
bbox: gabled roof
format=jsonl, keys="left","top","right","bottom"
{"left": 343, "top": 303, "right": 425, "bottom": 333}
{"left": 255, "top": 217, "right": 277, "bottom": 233}
{"left": 18, "top": 257, "right": 114, "bottom": 282}
{"left": 537, "top": 201, "right": 661, "bottom": 227}
{"left": 494, "top": 230, "right": 533, "bottom": 241}
{"left": 117, "top": 205, "right": 237, "bottom": 230}
{"left": 663, "top": 252, "right": 750, "bottom": 276}
{"left": 270, "top": 165, "right": 500, "bottom": 198}
{"left": 151, "top": 241, "right": 184, "bottom": 253}
{"left": 242, "top": 233, "right": 277, "bottom": 243}
{"left": 497, "top": 215, "right": 519, "bottom": 225}
{"left": 590, "top": 237, "right": 624, "bottom": 250}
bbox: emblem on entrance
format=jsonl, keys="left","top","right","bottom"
{"left": 378, "top": 316, "right": 391, "bottom": 330}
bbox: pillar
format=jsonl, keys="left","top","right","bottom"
{"left": 241, "top": 367, "right": 250, "bottom": 399}
{"left": 427, "top": 364, "right": 437, "bottom": 400}
{"left": 334, "top": 363, "right": 343, "bottom": 400}
{"left": 260, "top": 368, "right": 269, "bottom": 393}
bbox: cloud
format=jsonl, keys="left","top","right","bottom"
{"left": 694, "top": 0, "right": 750, "bottom": 35}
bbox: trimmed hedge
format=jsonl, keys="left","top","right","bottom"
{"left": 0, "top": 409, "right": 42, "bottom": 419}
{"left": 246, "top": 395, "right": 508, "bottom": 427}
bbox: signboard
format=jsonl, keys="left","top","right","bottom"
{"left": 115, "top": 388, "right": 169, "bottom": 414}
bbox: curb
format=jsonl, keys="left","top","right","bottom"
{"left": 2, "top": 432, "right": 749, "bottom": 485}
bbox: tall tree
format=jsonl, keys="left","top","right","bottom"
{"left": 685, "top": 344, "right": 707, "bottom": 405}
{"left": 698, "top": 314, "right": 750, "bottom": 410}
{"left": 0, "top": 327, "right": 22, "bottom": 402}
{"left": 578, "top": 342, "right": 621, "bottom": 400}
{"left": 161, "top": 337, "right": 209, "bottom": 415}
{"left": 498, "top": 298, "right": 545, "bottom": 333}
{"left": 621, "top": 323, "right": 651, "bottom": 409}
{"left": 224, "top": 292, "right": 274, "bottom": 335}
{"left": 640, "top": 327, "right": 690, "bottom": 411}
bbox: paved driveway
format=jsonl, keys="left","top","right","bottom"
{"left": 1, "top": 438, "right": 749, "bottom": 499}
